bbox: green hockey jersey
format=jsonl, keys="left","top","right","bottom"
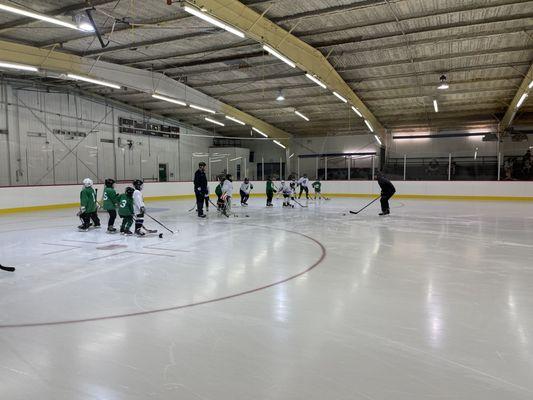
{"left": 102, "top": 187, "right": 119, "bottom": 211}
{"left": 312, "top": 181, "right": 322, "bottom": 191}
{"left": 117, "top": 194, "right": 134, "bottom": 217}
{"left": 266, "top": 180, "right": 276, "bottom": 194}
{"left": 80, "top": 187, "right": 97, "bottom": 213}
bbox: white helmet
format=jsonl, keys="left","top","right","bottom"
{"left": 83, "top": 178, "right": 93, "bottom": 188}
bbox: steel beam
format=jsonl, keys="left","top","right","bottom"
{"left": 500, "top": 63, "right": 533, "bottom": 131}
{"left": 0, "top": 39, "right": 292, "bottom": 144}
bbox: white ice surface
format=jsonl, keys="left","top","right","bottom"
{"left": 1, "top": 197, "right": 533, "bottom": 399}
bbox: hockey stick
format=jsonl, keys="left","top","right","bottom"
{"left": 145, "top": 212, "right": 174, "bottom": 234}
{"left": 292, "top": 198, "right": 308, "bottom": 208}
{"left": 187, "top": 204, "right": 197, "bottom": 212}
{"left": 349, "top": 196, "right": 381, "bottom": 215}
{"left": 0, "top": 264, "right": 15, "bottom": 272}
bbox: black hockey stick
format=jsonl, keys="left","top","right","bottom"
{"left": 0, "top": 264, "right": 15, "bottom": 272}
{"left": 187, "top": 204, "right": 197, "bottom": 212}
{"left": 349, "top": 196, "right": 381, "bottom": 215}
{"left": 292, "top": 198, "right": 308, "bottom": 208}
{"left": 145, "top": 212, "right": 174, "bottom": 234}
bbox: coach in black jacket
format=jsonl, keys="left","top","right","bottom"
{"left": 376, "top": 171, "right": 396, "bottom": 216}
{"left": 194, "top": 162, "right": 208, "bottom": 218}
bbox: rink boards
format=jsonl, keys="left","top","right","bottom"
{"left": 1, "top": 180, "right": 533, "bottom": 214}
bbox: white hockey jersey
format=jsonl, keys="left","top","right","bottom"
{"left": 240, "top": 182, "right": 253, "bottom": 194}
{"left": 222, "top": 180, "right": 233, "bottom": 197}
{"left": 133, "top": 189, "right": 145, "bottom": 214}
{"left": 297, "top": 177, "right": 309, "bottom": 187}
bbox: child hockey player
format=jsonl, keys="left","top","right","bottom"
{"left": 312, "top": 179, "right": 323, "bottom": 199}
{"left": 281, "top": 179, "right": 295, "bottom": 208}
{"left": 102, "top": 178, "right": 119, "bottom": 233}
{"left": 215, "top": 175, "right": 225, "bottom": 211}
{"left": 118, "top": 187, "right": 135, "bottom": 235}
{"left": 221, "top": 173, "right": 233, "bottom": 215}
{"left": 78, "top": 178, "right": 100, "bottom": 231}
{"left": 297, "top": 174, "right": 310, "bottom": 199}
{"left": 132, "top": 179, "right": 156, "bottom": 236}
{"left": 240, "top": 178, "right": 253, "bottom": 206}
{"left": 376, "top": 171, "right": 396, "bottom": 216}
{"left": 266, "top": 176, "right": 275, "bottom": 207}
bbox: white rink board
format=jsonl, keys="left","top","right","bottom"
{"left": 1, "top": 180, "right": 533, "bottom": 211}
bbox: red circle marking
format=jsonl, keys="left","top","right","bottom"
{"left": 0, "top": 224, "right": 326, "bottom": 329}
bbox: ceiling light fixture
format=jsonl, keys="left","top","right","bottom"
{"left": 67, "top": 73, "right": 121, "bottom": 89}
{"left": 305, "top": 73, "right": 327, "bottom": 89}
{"left": 438, "top": 74, "right": 449, "bottom": 90}
{"left": 333, "top": 91, "right": 348, "bottom": 103}
{"left": 273, "top": 140, "right": 286, "bottom": 149}
{"left": 433, "top": 99, "right": 439, "bottom": 113}
{"left": 374, "top": 135, "right": 382, "bottom": 146}
{"left": 262, "top": 45, "right": 296, "bottom": 68}
{"left": 529, "top": 81, "right": 533, "bottom": 89}
{"left": 0, "top": 3, "right": 81, "bottom": 31}
{"left": 152, "top": 94, "right": 187, "bottom": 106}
{"left": 182, "top": 5, "right": 245, "bottom": 38}
{"left": 294, "top": 110, "right": 309, "bottom": 121}
{"left": 364, "top": 120, "right": 374, "bottom": 132}
{"left": 516, "top": 93, "right": 528, "bottom": 108}
{"left": 252, "top": 127, "right": 268, "bottom": 137}
{"left": 0, "top": 61, "right": 38, "bottom": 72}
{"left": 189, "top": 104, "right": 216, "bottom": 114}
{"left": 225, "top": 115, "right": 245, "bottom": 125}
{"left": 205, "top": 117, "right": 225, "bottom": 126}
{"left": 276, "top": 89, "right": 285, "bottom": 102}
{"left": 351, "top": 106, "right": 362, "bottom": 117}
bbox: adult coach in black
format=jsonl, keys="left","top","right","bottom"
{"left": 376, "top": 171, "right": 396, "bottom": 216}
{"left": 194, "top": 162, "right": 208, "bottom": 218}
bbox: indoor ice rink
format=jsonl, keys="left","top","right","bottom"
{"left": 0, "top": 1, "right": 532, "bottom": 399}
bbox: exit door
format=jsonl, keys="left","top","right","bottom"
{"left": 158, "top": 163, "right": 168, "bottom": 182}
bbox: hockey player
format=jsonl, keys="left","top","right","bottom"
{"left": 78, "top": 178, "right": 100, "bottom": 231}
{"left": 194, "top": 162, "right": 208, "bottom": 218}
{"left": 240, "top": 178, "right": 253, "bottom": 206}
{"left": 221, "top": 174, "right": 233, "bottom": 215}
{"left": 132, "top": 179, "right": 148, "bottom": 236}
{"left": 118, "top": 187, "right": 135, "bottom": 235}
{"left": 281, "top": 180, "right": 295, "bottom": 208}
{"left": 297, "top": 174, "right": 310, "bottom": 199}
{"left": 312, "top": 179, "right": 323, "bottom": 199}
{"left": 376, "top": 171, "right": 396, "bottom": 216}
{"left": 215, "top": 175, "right": 225, "bottom": 211}
{"left": 102, "top": 178, "right": 119, "bottom": 233}
{"left": 265, "top": 176, "right": 275, "bottom": 207}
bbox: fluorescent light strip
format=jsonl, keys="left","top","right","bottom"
{"left": 0, "top": 4, "right": 82, "bottom": 31}
{"left": 529, "top": 81, "right": 533, "bottom": 89}
{"left": 294, "top": 110, "right": 309, "bottom": 121}
{"left": 225, "top": 115, "right": 245, "bottom": 125}
{"left": 305, "top": 73, "right": 326, "bottom": 89}
{"left": 516, "top": 93, "right": 528, "bottom": 108}
{"left": 438, "top": 83, "right": 449, "bottom": 90}
{"left": 190, "top": 104, "right": 216, "bottom": 114}
{"left": 364, "top": 120, "right": 374, "bottom": 132}
{"left": 182, "top": 5, "right": 245, "bottom": 38}
{"left": 273, "top": 140, "right": 286, "bottom": 149}
{"left": 433, "top": 99, "right": 439, "bottom": 113}
{"left": 289, "top": 153, "right": 295, "bottom": 159}
{"left": 67, "top": 73, "right": 121, "bottom": 89}
{"left": 333, "top": 91, "right": 347, "bottom": 103}
{"left": 262, "top": 45, "right": 296, "bottom": 68}
{"left": 374, "top": 135, "right": 382, "bottom": 146}
{"left": 252, "top": 127, "right": 268, "bottom": 137}
{"left": 0, "top": 61, "right": 38, "bottom": 72}
{"left": 351, "top": 106, "right": 362, "bottom": 117}
{"left": 230, "top": 157, "right": 242, "bottom": 161}
{"left": 152, "top": 94, "right": 186, "bottom": 106}
{"left": 205, "top": 117, "right": 225, "bottom": 126}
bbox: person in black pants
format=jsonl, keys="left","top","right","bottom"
{"left": 194, "top": 162, "right": 208, "bottom": 218}
{"left": 376, "top": 171, "right": 396, "bottom": 216}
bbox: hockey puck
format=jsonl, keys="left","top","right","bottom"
{"left": 342, "top": 213, "right": 346, "bottom": 216}
{"left": 245, "top": 214, "right": 250, "bottom": 217}
{"left": 159, "top": 233, "right": 163, "bottom": 238}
